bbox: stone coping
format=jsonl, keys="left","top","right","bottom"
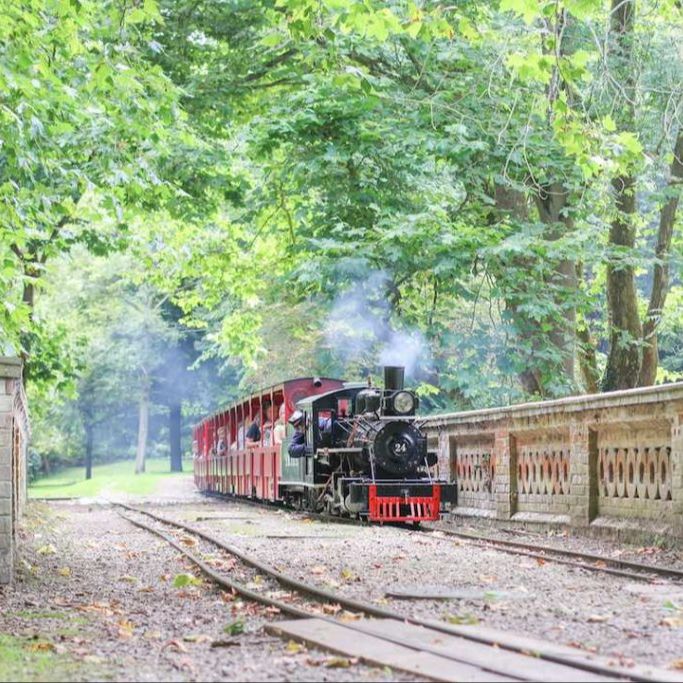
{"left": 425, "top": 381, "right": 683, "bottom": 427}
{"left": 0, "top": 357, "right": 22, "bottom": 379}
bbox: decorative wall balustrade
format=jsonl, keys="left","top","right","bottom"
{"left": 425, "top": 383, "right": 683, "bottom": 533}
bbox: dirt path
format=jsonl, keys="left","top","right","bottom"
{"left": 0, "top": 502, "right": 407, "bottom": 682}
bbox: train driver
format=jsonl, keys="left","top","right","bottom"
{"left": 287, "top": 410, "right": 308, "bottom": 458}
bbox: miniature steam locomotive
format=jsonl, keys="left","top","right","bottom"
{"left": 192, "top": 366, "right": 456, "bottom": 523}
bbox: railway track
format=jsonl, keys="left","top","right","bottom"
{"left": 419, "top": 525, "right": 683, "bottom": 584}
{"left": 43, "top": 492, "right": 683, "bottom": 583}
{"left": 114, "top": 501, "right": 681, "bottom": 683}
{"left": 199, "top": 491, "right": 683, "bottom": 584}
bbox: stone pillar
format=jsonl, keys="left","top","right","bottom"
{"left": 437, "top": 429, "right": 450, "bottom": 481}
{"left": 0, "top": 357, "right": 23, "bottom": 585}
{"left": 671, "top": 414, "right": 683, "bottom": 517}
{"left": 569, "top": 419, "right": 597, "bottom": 526}
{"left": 494, "top": 425, "right": 514, "bottom": 519}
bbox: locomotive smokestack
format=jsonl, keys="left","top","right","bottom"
{"left": 384, "top": 366, "right": 405, "bottom": 391}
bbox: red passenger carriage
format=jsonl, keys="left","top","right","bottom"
{"left": 193, "top": 377, "right": 343, "bottom": 500}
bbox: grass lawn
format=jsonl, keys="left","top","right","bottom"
{"left": 28, "top": 458, "right": 192, "bottom": 499}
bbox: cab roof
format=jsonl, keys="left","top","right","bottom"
{"left": 296, "top": 382, "right": 366, "bottom": 409}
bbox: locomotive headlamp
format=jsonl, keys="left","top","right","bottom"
{"left": 392, "top": 391, "right": 415, "bottom": 415}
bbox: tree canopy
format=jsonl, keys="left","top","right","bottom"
{"left": 2, "top": 0, "right": 681, "bottom": 472}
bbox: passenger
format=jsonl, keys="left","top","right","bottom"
{"left": 288, "top": 410, "right": 308, "bottom": 458}
{"left": 217, "top": 438, "right": 227, "bottom": 456}
{"left": 245, "top": 411, "right": 262, "bottom": 446}
{"left": 273, "top": 404, "right": 286, "bottom": 445}
{"left": 262, "top": 403, "right": 274, "bottom": 446}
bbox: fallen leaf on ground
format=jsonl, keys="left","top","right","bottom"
{"left": 26, "top": 641, "right": 55, "bottom": 652}
{"left": 325, "top": 656, "right": 356, "bottom": 668}
{"left": 163, "top": 639, "right": 189, "bottom": 653}
{"left": 660, "top": 617, "right": 683, "bottom": 628}
{"left": 536, "top": 558, "right": 546, "bottom": 566}
{"left": 310, "top": 565, "right": 327, "bottom": 575}
{"left": 119, "top": 575, "right": 137, "bottom": 584}
{"left": 286, "top": 640, "right": 305, "bottom": 654}
{"left": 57, "top": 567, "right": 71, "bottom": 577}
{"left": 183, "top": 634, "right": 212, "bottom": 643}
{"left": 670, "top": 659, "right": 683, "bottom": 670}
{"left": 224, "top": 619, "right": 245, "bottom": 636}
{"left": 144, "top": 630, "right": 162, "bottom": 641}
{"left": 322, "top": 603, "right": 341, "bottom": 615}
{"left": 587, "top": 615, "right": 610, "bottom": 623}
{"left": 340, "top": 567, "right": 357, "bottom": 581}
{"left": 220, "top": 590, "right": 237, "bottom": 603}
{"left": 445, "top": 613, "right": 479, "bottom": 625}
{"left": 339, "top": 611, "right": 362, "bottom": 622}
{"left": 179, "top": 536, "right": 198, "bottom": 547}
{"left": 117, "top": 620, "right": 135, "bottom": 639}
{"left": 211, "top": 639, "right": 240, "bottom": 648}
{"left": 173, "top": 573, "right": 201, "bottom": 588}
{"left": 37, "top": 544, "right": 57, "bottom": 556}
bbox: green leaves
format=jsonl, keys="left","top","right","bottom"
{"left": 499, "top": 0, "right": 541, "bottom": 25}
{"left": 173, "top": 573, "right": 202, "bottom": 588}
{"left": 506, "top": 53, "right": 553, "bottom": 84}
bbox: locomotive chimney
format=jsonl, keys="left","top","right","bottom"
{"left": 384, "top": 366, "right": 405, "bottom": 391}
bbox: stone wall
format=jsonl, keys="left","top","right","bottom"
{"left": 0, "top": 358, "right": 29, "bottom": 585}
{"left": 424, "top": 382, "right": 683, "bottom": 538}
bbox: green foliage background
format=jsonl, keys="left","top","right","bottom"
{"left": 1, "top": 0, "right": 681, "bottom": 473}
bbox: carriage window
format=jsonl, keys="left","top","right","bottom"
{"left": 337, "top": 399, "right": 350, "bottom": 417}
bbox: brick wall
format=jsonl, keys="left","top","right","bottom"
{"left": 425, "top": 382, "right": 683, "bottom": 538}
{"left": 0, "top": 358, "right": 29, "bottom": 585}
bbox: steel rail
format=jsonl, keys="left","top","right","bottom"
{"left": 114, "top": 501, "right": 673, "bottom": 683}
{"left": 421, "top": 526, "right": 683, "bottom": 582}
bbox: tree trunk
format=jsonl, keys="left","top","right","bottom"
{"left": 533, "top": 181, "right": 577, "bottom": 384}
{"left": 491, "top": 185, "right": 545, "bottom": 395}
{"left": 638, "top": 130, "right": 683, "bottom": 386}
{"left": 135, "top": 374, "right": 150, "bottom": 475}
{"left": 602, "top": 0, "right": 641, "bottom": 391}
{"left": 603, "top": 174, "right": 642, "bottom": 390}
{"left": 85, "top": 422, "right": 94, "bottom": 480}
{"left": 169, "top": 402, "right": 183, "bottom": 473}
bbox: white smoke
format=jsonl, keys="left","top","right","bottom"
{"left": 324, "top": 271, "right": 431, "bottom": 379}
